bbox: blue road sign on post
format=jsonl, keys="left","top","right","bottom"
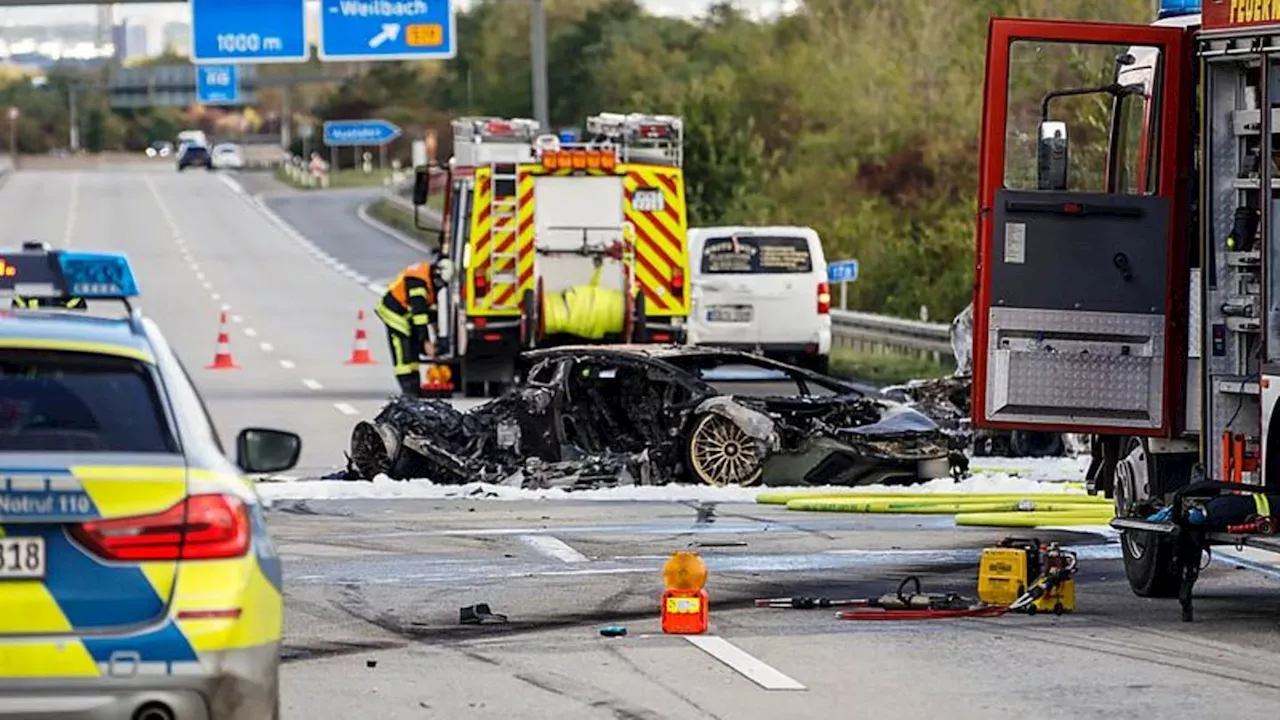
{"left": 828, "top": 260, "right": 859, "bottom": 284}
{"left": 190, "top": 0, "right": 309, "bottom": 64}
{"left": 195, "top": 64, "right": 240, "bottom": 105}
{"left": 318, "top": 0, "right": 457, "bottom": 61}
{"left": 323, "top": 119, "right": 403, "bottom": 146}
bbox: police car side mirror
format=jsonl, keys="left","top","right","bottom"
{"left": 1037, "top": 121, "right": 1069, "bottom": 191}
{"left": 412, "top": 167, "right": 430, "bottom": 206}
{"left": 236, "top": 427, "right": 302, "bottom": 474}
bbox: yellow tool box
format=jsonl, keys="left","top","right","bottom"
{"left": 978, "top": 537, "right": 1075, "bottom": 615}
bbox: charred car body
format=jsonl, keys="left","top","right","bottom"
{"left": 347, "top": 346, "right": 959, "bottom": 489}
{"left": 883, "top": 303, "right": 1072, "bottom": 459}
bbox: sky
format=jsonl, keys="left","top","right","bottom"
{"left": 0, "top": 0, "right": 796, "bottom": 26}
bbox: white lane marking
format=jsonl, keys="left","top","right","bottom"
{"left": 196, "top": 272, "right": 206, "bottom": 281}
{"left": 683, "top": 636, "right": 806, "bottom": 691}
{"left": 211, "top": 293, "right": 221, "bottom": 301}
{"left": 520, "top": 535, "right": 589, "bottom": 563}
{"left": 259, "top": 342, "right": 274, "bottom": 352}
{"left": 230, "top": 188, "right": 390, "bottom": 297}
{"left": 244, "top": 328, "right": 258, "bottom": 337}
{"left": 231, "top": 314, "right": 243, "bottom": 323}
{"left": 333, "top": 403, "right": 360, "bottom": 416}
{"left": 1215, "top": 546, "right": 1280, "bottom": 580}
{"left": 301, "top": 378, "right": 323, "bottom": 390}
{"left": 202, "top": 281, "right": 213, "bottom": 290}
{"left": 355, "top": 200, "right": 436, "bottom": 257}
{"left": 191, "top": 263, "right": 200, "bottom": 271}
{"left": 279, "top": 359, "right": 296, "bottom": 369}
{"left": 63, "top": 172, "right": 80, "bottom": 246}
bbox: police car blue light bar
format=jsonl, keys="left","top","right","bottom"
{"left": 1158, "top": 0, "right": 1200, "bottom": 18}
{"left": 0, "top": 247, "right": 139, "bottom": 299}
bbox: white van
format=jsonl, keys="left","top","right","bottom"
{"left": 687, "top": 226, "right": 832, "bottom": 373}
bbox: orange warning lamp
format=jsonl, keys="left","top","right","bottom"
{"left": 661, "top": 550, "right": 708, "bottom": 634}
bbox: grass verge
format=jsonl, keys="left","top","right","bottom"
{"left": 829, "top": 348, "right": 953, "bottom": 387}
{"left": 366, "top": 197, "right": 443, "bottom": 245}
{"left": 274, "top": 167, "right": 405, "bottom": 190}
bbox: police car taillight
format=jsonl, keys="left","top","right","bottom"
{"left": 70, "top": 494, "right": 250, "bottom": 562}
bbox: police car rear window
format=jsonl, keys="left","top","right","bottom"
{"left": 700, "top": 236, "right": 813, "bottom": 274}
{"left": 0, "top": 350, "right": 177, "bottom": 453}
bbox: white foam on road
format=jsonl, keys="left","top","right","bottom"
{"left": 256, "top": 459, "right": 1094, "bottom": 503}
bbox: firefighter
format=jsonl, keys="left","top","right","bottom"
{"left": 375, "top": 260, "right": 452, "bottom": 397}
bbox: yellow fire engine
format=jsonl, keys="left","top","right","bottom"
{"left": 411, "top": 113, "right": 690, "bottom": 398}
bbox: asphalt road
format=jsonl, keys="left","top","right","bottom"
{"left": 0, "top": 166, "right": 397, "bottom": 475}
{"left": 12, "top": 163, "right": 1280, "bottom": 719}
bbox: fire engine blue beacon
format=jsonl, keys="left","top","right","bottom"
{"left": 1158, "top": 0, "right": 1200, "bottom": 19}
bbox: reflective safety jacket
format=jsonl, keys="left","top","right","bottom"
{"left": 376, "top": 262, "right": 437, "bottom": 341}
{"left": 12, "top": 296, "right": 85, "bottom": 310}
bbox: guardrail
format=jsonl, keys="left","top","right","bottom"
{"left": 830, "top": 309, "right": 953, "bottom": 363}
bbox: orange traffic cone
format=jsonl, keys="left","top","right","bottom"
{"left": 207, "top": 311, "right": 239, "bottom": 370}
{"left": 346, "top": 310, "right": 376, "bottom": 365}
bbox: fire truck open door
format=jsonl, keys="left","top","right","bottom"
{"left": 973, "top": 18, "right": 1193, "bottom": 437}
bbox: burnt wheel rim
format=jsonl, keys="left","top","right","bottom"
{"left": 690, "top": 415, "right": 762, "bottom": 487}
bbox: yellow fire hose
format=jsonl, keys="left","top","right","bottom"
{"left": 954, "top": 508, "right": 1116, "bottom": 528}
{"left": 756, "top": 487, "right": 1097, "bottom": 506}
{"left": 783, "top": 498, "right": 1109, "bottom": 515}
{"left": 540, "top": 266, "right": 627, "bottom": 340}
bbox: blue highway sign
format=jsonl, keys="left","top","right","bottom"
{"left": 828, "top": 259, "right": 859, "bottom": 283}
{"left": 323, "top": 119, "right": 403, "bottom": 146}
{"left": 318, "top": 0, "right": 457, "bottom": 61}
{"left": 191, "top": 0, "right": 309, "bottom": 64}
{"left": 195, "top": 64, "right": 240, "bottom": 105}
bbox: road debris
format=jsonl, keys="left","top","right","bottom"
{"left": 342, "top": 346, "right": 959, "bottom": 489}
{"left": 460, "top": 604, "right": 509, "bottom": 625}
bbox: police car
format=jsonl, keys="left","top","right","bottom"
{"left": 0, "top": 245, "right": 298, "bottom": 719}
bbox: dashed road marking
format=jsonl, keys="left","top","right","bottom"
{"left": 684, "top": 636, "right": 806, "bottom": 691}
{"left": 202, "top": 281, "right": 213, "bottom": 290}
{"left": 301, "top": 378, "right": 323, "bottom": 390}
{"left": 244, "top": 328, "right": 258, "bottom": 337}
{"left": 211, "top": 293, "right": 221, "bottom": 301}
{"left": 259, "top": 342, "right": 274, "bottom": 352}
{"left": 231, "top": 314, "right": 243, "bottom": 323}
{"left": 196, "top": 272, "right": 205, "bottom": 281}
{"left": 520, "top": 535, "right": 589, "bottom": 563}
{"left": 333, "top": 403, "right": 359, "bottom": 416}
{"left": 280, "top": 360, "right": 296, "bottom": 369}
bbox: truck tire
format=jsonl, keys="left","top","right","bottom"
{"left": 632, "top": 292, "right": 647, "bottom": 343}
{"left": 1121, "top": 529, "right": 1180, "bottom": 598}
{"left": 520, "top": 290, "right": 537, "bottom": 349}
{"left": 1009, "top": 430, "right": 1065, "bottom": 458}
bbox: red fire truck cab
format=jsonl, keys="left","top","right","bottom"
{"left": 971, "top": 0, "right": 1280, "bottom": 619}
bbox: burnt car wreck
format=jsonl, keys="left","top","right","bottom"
{"left": 883, "top": 303, "right": 1072, "bottom": 459}
{"left": 345, "top": 346, "right": 963, "bottom": 489}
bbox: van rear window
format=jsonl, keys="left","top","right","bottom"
{"left": 700, "top": 236, "right": 813, "bottom": 274}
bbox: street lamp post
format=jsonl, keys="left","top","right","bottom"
{"left": 530, "top": 0, "right": 549, "bottom": 129}
{"left": 7, "top": 106, "right": 18, "bottom": 169}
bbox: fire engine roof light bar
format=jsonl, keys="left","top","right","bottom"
{"left": 1157, "top": 0, "right": 1199, "bottom": 19}
{"left": 586, "top": 112, "right": 684, "bottom": 144}
{"left": 452, "top": 117, "right": 544, "bottom": 143}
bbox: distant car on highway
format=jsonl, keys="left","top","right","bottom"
{"left": 177, "top": 142, "right": 213, "bottom": 171}
{"left": 146, "top": 140, "right": 174, "bottom": 158}
{"left": 211, "top": 142, "right": 245, "bottom": 169}
{"left": 687, "top": 226, "right": 833, "bottom": 374}
{"left": 0, "top": 244, "right": 300, "bottom": 720}
{"left": 176, "top": 129, "right": 209, "bottom": 147}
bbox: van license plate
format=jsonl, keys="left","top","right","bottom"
{"left": 0, "top": 537, "right": 45, "bottom": 580}
{"left": 707, "top": 306, "right": 752, "bottom": 323}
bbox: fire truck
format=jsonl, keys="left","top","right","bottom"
{"left": 970, "top": 0, "right": 1280, "bottom": 619}
{"left": 410, "top": 114, "right": 690, "bottom": 398}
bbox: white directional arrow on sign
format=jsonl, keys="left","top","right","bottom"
{"left": 368, "top": 24, "right": 401, "bottom": 48}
